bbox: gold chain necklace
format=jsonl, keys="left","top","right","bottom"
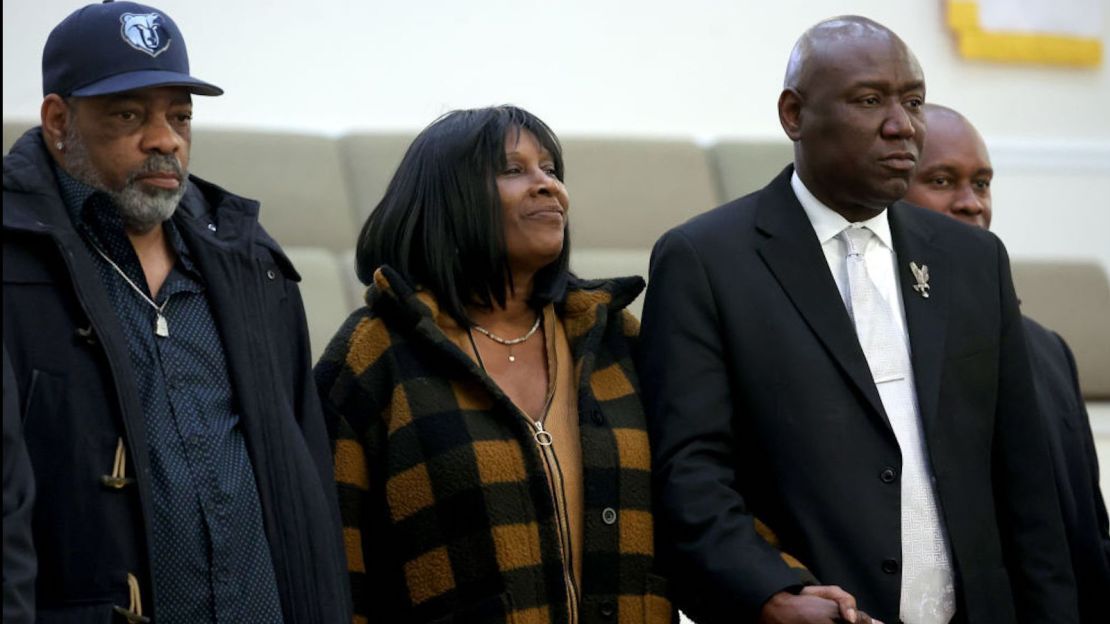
{"left": 471, "top": 314, "right": 541, "bottom": 363}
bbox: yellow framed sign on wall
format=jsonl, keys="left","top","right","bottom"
{"left": 947, "top": 0, "right": 1103, "bottom": 67}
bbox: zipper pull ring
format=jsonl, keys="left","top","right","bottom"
{"left": 533, "top": 421, "right": 553, "bottom": 447}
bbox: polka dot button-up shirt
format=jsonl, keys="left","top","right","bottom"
{"left": 56, "top": 168, "right": 284, "bottom": 624}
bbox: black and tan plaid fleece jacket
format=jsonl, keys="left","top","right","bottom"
{"left": 315, "top": 266, "right": 674, "bottom": 624}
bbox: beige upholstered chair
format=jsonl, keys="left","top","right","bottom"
{"left": 338, "top": 133, "right": 415, "bottom": 226}
{"left": 709, "top": 139, "right": 794, "bottom": 203}
{"left": 282, "top": 247, "right": 355, "bottom": 362}
{"left": 558, "top": 137, "right": 719, "bottom": 320}
{"left": 1011, "top": 259, "right": 1110, "bottom": 400}
{"left": 188, "top": 129, "right": 356, "bottom": 251}
{"left": 560, "top": 137, "right": 718, "bottom": 250}
{"left": 570, "top": 249, "right": 651, "bottom": 318}
{"left": 3, "top": 119, "right": 37, "bottom": 154}
{"left": 339, "top": 248, "right": 366, "bottom": 312}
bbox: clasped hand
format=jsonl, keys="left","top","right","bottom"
{"left": 758, "top": 586, "right": 885, "bottom": 624}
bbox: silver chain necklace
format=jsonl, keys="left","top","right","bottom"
{"left": 87, "top": 241, "right": 171, "bottom": 338}
{"left": 471, "top": 314, "right": 541, "bottom": 363}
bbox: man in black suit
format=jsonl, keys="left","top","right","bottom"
{"left": 905, "top": 103, "right": 1110, "bottom": 622}
{"left": 638, "top": 16, "right": 1078, "bottom": 624}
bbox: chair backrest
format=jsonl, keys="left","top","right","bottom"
{"left": 709, "top": 139, "right": 794, "bottom": 203}
{"left": 339, "top": 248, "right": 366, "bottom": 312}
{"left": 570, "top": 248, "right": 651, "bottom": 319}
{"left": 3, "top": 119, "right": 37, "bottom": 155}
{"left": 560, "top": 137, "right": 719, "bottom": 249}
{"left": 283, "top": 247, "right": 355, "bottom": 362}
{"left": 1011, "top": 259, "right": 1110, "bottom": 399}
{"left": 338, "top": 133, "right": 415, "bottom": 227}
{"left": 188, "top": 129, "right": 355, "bottom": 251}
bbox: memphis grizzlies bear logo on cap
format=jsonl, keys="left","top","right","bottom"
{"left": 120, "top": 12, "right": 171, "bottom": 57}
{"left": 41, "top": 2, "right": 222, "bottom": 97}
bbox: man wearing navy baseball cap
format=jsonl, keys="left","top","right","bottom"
{"left": 3, "top": 2, "right": 350, "bottom": 622}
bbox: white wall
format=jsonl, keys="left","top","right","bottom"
{"left": 5, "top": 1, "right": 1108, "bottom": 137}
{"left": 5, "top": 0, "right": 1109, "bottom": 269}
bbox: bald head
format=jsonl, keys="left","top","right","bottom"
{"left": 906, "top": 103, "right": 994, "bottom": 229}
{"left": 777, "top": 16, "right": 926, "bottom": 222}
{"left": 784, "top": 16, "right": 917, "bottom": 93}
{"left": 921, "top": 103, "right": 974, "bottom": 129}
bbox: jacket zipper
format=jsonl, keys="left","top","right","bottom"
{"left": 462, "top": 313, "right": 580, "bottom": 621}
{"left": 529, "top": 419, "right": 580, "bottom": 624}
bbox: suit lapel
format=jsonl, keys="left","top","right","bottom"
{"left": 888, "top": 203, "right": 949, "bottom": 435}
{"left": 754, "top": 169, "right": 890, "bottom": 430}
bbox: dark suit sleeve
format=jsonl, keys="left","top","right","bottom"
{"left": 638, "top": 230, "right": 806, "bottom": 622}
{"left": 3, "top": 346, "right": 36, "bottom": 624}
{"left": 990, "top": 242, "right": 1079, "bottom": 622}
{"left": 1055, "top": 332, "right": 1110, "bottom": 570}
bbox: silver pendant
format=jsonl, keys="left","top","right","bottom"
{"left": 508, "top": 354, "right": 516, "bottom": 363}
{"left": 155, "top": 313, "right": 169, "bottom": 338}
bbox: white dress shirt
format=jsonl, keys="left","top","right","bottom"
{"left": 791, "top": 171, "right": 909, "bottom": 339}
{"left": 791, "top": 171, "right": 956, "bottom": 624}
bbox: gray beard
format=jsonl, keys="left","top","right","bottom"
{"left": 62, "top": 126, "right": 188, "bottom": 233}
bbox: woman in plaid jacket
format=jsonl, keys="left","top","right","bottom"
{"left": 315, "top": 106, "right": 673, "bottom": 624}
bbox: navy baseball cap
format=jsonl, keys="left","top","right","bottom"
{"left": 42, "top": 1, "right": 222, "bottom": 97}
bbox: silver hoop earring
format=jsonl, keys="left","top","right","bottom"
{"left": 55, "top": 141, "right": 65, "bottom": 151}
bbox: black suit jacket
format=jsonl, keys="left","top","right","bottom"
{"left": 1024, "top": 316, "right": 1110, "bottom": 622}
{"left": 638, "top": 167, "right": 1078, "bottom": 623}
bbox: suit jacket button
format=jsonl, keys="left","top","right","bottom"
{"left": 591, "top": 408, "right": 604, "bottom": 425}
{"left": 880, "top": 467, "right": 897, "bottom": 483}
{"left": 881, "top": 558, "right": 900, "bottom": 574}
{"left": 599, "top": 600, "right": 615, "bottom": 618}
{"left": 601, "top": 507, "right": 618, "bottom": 525}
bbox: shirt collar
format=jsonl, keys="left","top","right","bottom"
{"left": 791, "top": 170, "right": 894, "bottom": 250}
{"left": 54, "top": 164, "right": 102, "bottom": 229}
{"left": 52, "top": 164, "right": 197, "bottom": 274}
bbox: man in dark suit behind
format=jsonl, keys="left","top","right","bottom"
{"left": 904, "top": 103, "right": 1110, "bottom": 623}
{"left": 638, "top": 16, "right": 1078, "bottom": 624}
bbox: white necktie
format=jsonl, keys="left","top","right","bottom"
{"left": 839, "top": 226, "right": 955, "bottom": 624}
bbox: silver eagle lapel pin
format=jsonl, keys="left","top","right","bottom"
{"left": 910, "top": 261, "right": 930, "bottom": 298}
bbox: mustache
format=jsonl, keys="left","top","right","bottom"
{"left": 125, "top": 154, "right": 186, "bottom": 185}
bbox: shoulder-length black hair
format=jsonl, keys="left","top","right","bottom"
{"left": 355, "top": 105, "right": 571, "bottom": 326}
